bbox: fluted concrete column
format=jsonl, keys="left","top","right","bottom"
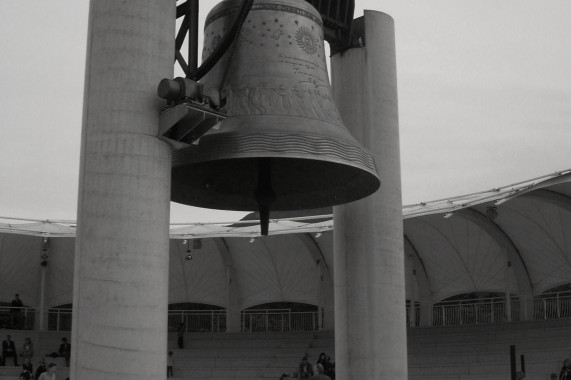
{"left": 72, "top": 1, "right": 174, "bottom": 379}
{"left": 332, "top": 11, "right": 407, "bottom": 379}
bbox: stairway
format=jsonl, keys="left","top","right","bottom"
{"left": 167, "top": 332, "right": 334, "bottom": 380}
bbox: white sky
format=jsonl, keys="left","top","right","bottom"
{"left": 0, "top": 0, "right": 570, "bottom": 223}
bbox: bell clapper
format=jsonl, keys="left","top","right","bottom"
{"left": 254, "top": 158, "right": 276, "bottom": 236}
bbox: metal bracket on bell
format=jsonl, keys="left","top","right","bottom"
{"left": 157, "top": 78, "right": 226, "bottom": 149}
{"left": 158, "top": 101, "right": 225, "bottom": 149}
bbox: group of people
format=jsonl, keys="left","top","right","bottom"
{"left": 19, "top": 358, "right": 56, "bottom": 380}
{"left": 0, "top": 334, "right": 70, "bottom": 379}
{"left": 280, "top": 352, "right": 335, "bottom": 380}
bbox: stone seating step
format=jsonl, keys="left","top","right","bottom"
{"left": 0, "top": 365, "right": 70, "bottom": 379}
{"left": 173, "top": 357, "right": 300, "bottom": 368}
{"left": 173, "top": 367, "right": 297, "bottom": 378}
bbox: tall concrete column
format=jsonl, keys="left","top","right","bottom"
{"left": 214, "top": 238, "right": 242, "bottom": 332}
{"left": 419, "top": 300, "right": 434, "bottom": 327}
{"left": 321, "top": 267, "right": 335, "bottom": 330}
{"left": 332, "top": 11, "right": 407, "bottom": 379}
{"left": 38, "top": 263, "right": 47, "bottom": 331}
{"left": 72, "top": 1, "right": 174, "bottom": 379}
{"left": 225, "top": 265, "right": 242, "bottom": 333}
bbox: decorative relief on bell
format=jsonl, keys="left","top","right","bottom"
{"left": 295, "top": 26, "right": 318, "bottom": 55}
{"left": 225, "top": 84, "right": 342, "bottom": 125}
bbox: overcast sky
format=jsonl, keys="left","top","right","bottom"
{"left": 0, "top": 0, "right": 569, "bottom": 223}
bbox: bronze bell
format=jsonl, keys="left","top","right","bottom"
{"left": 171, "top": 0, "right": 380, "bottom": 231}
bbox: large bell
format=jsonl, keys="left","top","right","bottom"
{"left": 171, "top": 0, "right": 380, "bottom": 221}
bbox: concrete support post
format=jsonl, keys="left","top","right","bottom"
{"left": 321, "top": 270, "right": 335, "bottom": 330}
{"left": 419, "top": 300, "right": 434, "bottom": 327}
{"left": 505, "top": 262, "right": 512, "bottom": 322}
{"left": 38, "top": 265, "right": 47, "bottom": 331}
{"left": 519, "top": 293, "right": 535, "bottom": 321}
{"left": 226, "top": 266, "right": 242, "bottom": 333}
{"left": 226, "top": 308, "right": 242, "bottom": 333}
{"left": 332, "top": 11, "right": 407, "bottom": 379}
{"left": 215, "top": 239, "right": 242, "bottom": 333}
{"left": 71, "top": 1, "right": 174, "bottom": 379}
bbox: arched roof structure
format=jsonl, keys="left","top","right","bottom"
{"left": 0, "top": 169, "right": 570, "bottom": 309}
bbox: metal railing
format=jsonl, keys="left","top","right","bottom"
{"left": 406, "top": 303, "right": 420, "bottom": 327}
{"left": 241, "top": 309, "right": 319, "bottom": 332}
{"left": 432, "top": 297, "right": 520, "bottom": 326}
{"left": 48, "top": 308, "right": 73, "bottom": 331}
{"left": 168, "top": 310, "right": 226, "bottom": 333}
{"left": 7, "top": 291, "right": 571, "bottom": 332}
{"left": 534, "top": 291, "right": 571, "bottom": 320}
{"left": 0, "top": 306, "right": 36, "bottom": 330}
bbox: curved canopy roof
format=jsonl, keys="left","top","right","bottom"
{"left": 1, "top": 169, "right": 570, "bottom": 309}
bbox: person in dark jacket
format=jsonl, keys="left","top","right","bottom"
{"left": 298, "top": 357, "right": 313, "bottom": 378}
{"left": 34, "top": 358, "right": 46, "bottom": 380}
{"left": 2, "top": 335, "right": 18, "bottom": 366}
{"left": 58, "top": 338, "right": 71, "bottom": 367}
{"left": 560, "top": 359, "right": 571, "bottom": 380}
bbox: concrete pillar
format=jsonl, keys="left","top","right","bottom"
{"left": 332, "top": 11, "right": 407, "bottom": 379}
{"left": 519, "top": 293, "right": 535, "bottom": 321}
{"left": 321, "top": 267, "right": 335, "bottom": 330}
{"left": 38, "top": 237, "right": 49, "bottom": 331}
{"left": 71, "top": 1, "right": 174, "bottom": 379}
{"left": 226, "top": 265, "right": 242, "bottom": 333}
{"left": 505, "top": 261, "right": 512, "bottom": 322}
{"left": 214, "top": 238, "right": 242, "bottom": 332}
{"left": 419, "top": 300, "right": 434, "bottom": 327}
{"left": 38, "top": 264, "right": 47, "bottom": 331}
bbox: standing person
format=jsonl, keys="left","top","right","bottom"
{"left": 560, "top": 359, "right": 571, "bottom": 380}
{"left": 310, "top": 364, "right": 331, "bottom": 380}
{"left": 37, "top": 363, "right": 56, "bottom": 380}
{"left": 177, "top": 322, "right": 185, "bottom": 349}
{"left": 2, "top": 335, "right": 18, "bottom": 366}
{"left": 11, "top": 294, "right": 24, "bottom": 329}
{"left": 167, "top": 350, "right": 174, "bottom": 378}
{"left": 58, "top": 338, "right": 70, "bottom": 367}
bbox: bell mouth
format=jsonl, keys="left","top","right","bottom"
{"left": 171, "top": 132, "right": 380, "bottom": 212}
{"left": 171, "top": 157, "right": 380, "bottom": 211}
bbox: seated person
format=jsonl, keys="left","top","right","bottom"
{"left": 38, "top": 363, "right": 56, "bottom": 380}
{"left": 21, "top": 338, "right": 33, "bottom": 359}
{"left": 35, "top": 358, "right": 47, "bottom": 379}
{"left": 19, "top": 366, "right": 32, "bottom": 380}
{"left": 310, "top": 363, "right": 331, "bottom": 380}
{"left": 298, "top": 357, "right": 313, "bottom": 378}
